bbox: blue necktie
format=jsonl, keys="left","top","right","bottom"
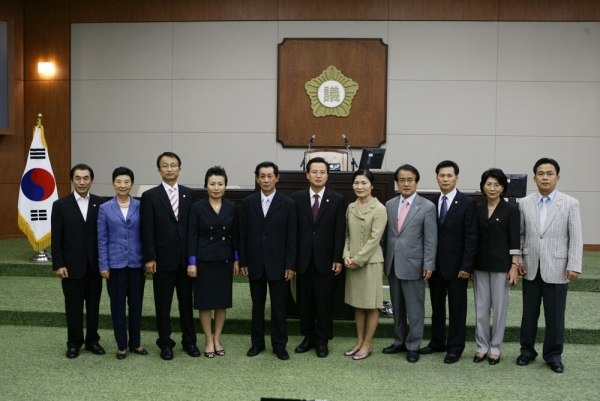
{"left": 440, "top": 195, "right": 448, "bottom": 224}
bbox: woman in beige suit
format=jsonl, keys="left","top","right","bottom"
{"left": 343, "top": 169, "right": 387, "bottom": 360}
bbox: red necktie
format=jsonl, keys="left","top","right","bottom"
{"left": 312, "top": 194, "right": 320, "bottom": 223}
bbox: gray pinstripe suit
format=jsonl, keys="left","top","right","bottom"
{"left": 518, "top": 190, "right": 582, "bottom": 363}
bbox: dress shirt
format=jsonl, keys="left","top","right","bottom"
{"left": 261, "top": 190, "right": 276, "bottom": 215}
{"left": 437, "top": 188, "right": 457, "bottom": 216}
{"left": 162, "top": 181, "right": 179, "bottom": 194}
{"left": 309, "top": 187, "right": 325, "bottom": 207}
{"left": 74, "top": 192, "right": 90, "bottom": 221}
{"left": 537, "top": 190, "right": 556, "bottom": 217}
{"left": 397, "top": 192, "right": 417, "bottom": 220}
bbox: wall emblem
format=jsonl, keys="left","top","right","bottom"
{"left": 305, "top": 66, "right": 359, "bottom": 118}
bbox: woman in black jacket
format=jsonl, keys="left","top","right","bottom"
{"left": 472, "top": 168, "right": 520, "bottom": 365}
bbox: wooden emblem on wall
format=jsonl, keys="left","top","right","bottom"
{"left": 277, "top": 39, "right": 387, "bottom": 148}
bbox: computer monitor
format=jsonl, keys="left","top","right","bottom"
{"left": 358, "top": 148, "right": 386, "bottom": 170}
{"left": 505, "top": 174, "right": 527, "bottom": 199}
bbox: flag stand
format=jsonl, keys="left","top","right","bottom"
{"left": 30, "top": 250, "right": 52, "bottom": 263}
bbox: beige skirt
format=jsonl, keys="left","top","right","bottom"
{"left": 344, "top": 261, "right": 383, "bottom": 309}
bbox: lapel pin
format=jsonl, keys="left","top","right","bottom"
{"left": 183, "top": 194, "right": 186, "bottom": 198}
{"left": 93, "top": 204, "right": 96, "bottom": 207}
{"left": 455, "top": 201, "right": 458, "bottom": 204}
{"left": 326, "top": 199, "right": 329, "bottom": 202}
{"left": 496, "top": 218, "right": 500, "bottom": 221}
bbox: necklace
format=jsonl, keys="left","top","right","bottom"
{"left": 209, "top": 201, "right": 221, "bottom": 210}
{"left": 117, "top": 197, "right": 130, "bottom": 208}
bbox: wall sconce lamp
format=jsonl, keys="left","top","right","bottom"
{"left": 38, "top": 62, "right": 55, "bottom": 75}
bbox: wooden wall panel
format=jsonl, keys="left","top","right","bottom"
{"left": 390, "top": 0, "right": 499, "bottom": 21}
{"left": 500, "top": 0, "right": 600, "bottom": 21}
{"left": 24, "top": 81, "right": 70, "bottom": 185}
{"left": 0, "top": 132, "right": 25, "bottom": 184}
{"left": 279, "top": 0, "right": 388, "bottom": 20}
{"left": 278, "top": 39, "right": 387, "bottom": 148}
{"left": 0, "top": 184, "right": 21, "bottom": 237}
{"left": 173, "top": 0, "right": 277, "bottom": 21}
{"left": 24, "top": 0, "right": 69, "bottom": 81}
{"left": 70, "top": 0, "right": 172, "bottom": 23}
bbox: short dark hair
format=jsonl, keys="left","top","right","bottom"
{"left": 395, "top": 164, "right": 420, "bottom": 183}
{"left": 204, "top": 166, "right": 228, "bottom": 187}
{"left": 306, "top": 157, "right": 330, "bottom": 173}
{"left": 156, "top": 152, "right": 181, "bottom": 169}
{"left": 70, "top": 163, "right": 94, "bottom": 180}
{"left": 352, "top": 169, "right": 375, "bottom": 185}
{"left": 112, "top": 166, "right": 134, "bottom": 183}
{"left": 480, "top": 168, "right": 507, "bottom": 196}
{"left": 435, "top": 160, "right": 459, "bottom": 175}
{"left": 533, "top": 157, "right": 560, "bottom": 176}
{"left": 254, "top": 161, "right": 279, "bottom": 177}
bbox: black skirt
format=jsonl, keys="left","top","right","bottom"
{"left": 193, "top": 259, "right": 233, "bottom": 310}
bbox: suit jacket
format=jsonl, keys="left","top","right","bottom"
{"left": 239, "top": 191, "right": 297, "bottom": 281}
{"left": 519, "top": 191, "right": 582, "bottom": 284}
{"left": 140, "top": 183, "right": 196, "bottom": 272}
{"left": 342, "top": 198, "right": 386, "bottom": 267}
{"left": 291, "top": 188, "right": 345, "bottom": 275}
{"left": 51, "top": 192, "right": 106, "bottom": 280}
{"left": 97, "top": 196, "right": 143, "bottom": 272}
{"left": 382, "top": 194, "right": 437, "bottom": 280}
{"left": 187, "top": 197, "right": 239, "bottom": 263}
{"left": 429, "top": 190, "right": 478, "bottom": 279}
{"left": 474, "top": 199, "right": 520, "bottom": 273}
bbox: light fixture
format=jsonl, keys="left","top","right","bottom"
{"left": 38, "top": 62, "right": 55, "bottom": 75}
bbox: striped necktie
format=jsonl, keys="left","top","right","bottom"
{"left": 169, "top": 188, "right": 179, "bottom": 220}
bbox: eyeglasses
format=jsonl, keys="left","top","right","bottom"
{"left": 160, "top": 163, "right": 179, "bottom": 169}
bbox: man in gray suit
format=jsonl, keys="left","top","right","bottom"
{"left": 517, "top": 158, "right": 582, "bottom": 373}
{"left": 382, "top": 164, "right": 437, "bottom": 363}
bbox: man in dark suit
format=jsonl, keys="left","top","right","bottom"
{"left": 240, "top": 161, "right": 297, "bottom": 360}
{"left": 291, "top": 157, "right": 345, "bottom": 358}
{"left": 140, "top": 152, "right": 199, "bottom": 360}
{"left": 420, "top": 160, "right": 477, "bottom": 364}
{"left": 52, "top": 163, "right": 106, "bottom": 358}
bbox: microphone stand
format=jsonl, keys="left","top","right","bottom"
{"left": 343, "top": 135, "right": 358, "bottom": 172}
{"left": 300, "top": 136, "right": 315, "bottom": 172}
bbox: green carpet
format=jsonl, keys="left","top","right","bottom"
{"left": 1, "top": 326, "right": 599, "bottom": 401}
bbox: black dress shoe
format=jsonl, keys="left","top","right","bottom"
{"left": 246, "top": 345, "right": 265, "bottom": 357}
{"left": 489, "top": 356, "right": 500, "bottom": 365}
{"left": 407, "top": 351, "right": 420, "bottom": 363}
{"left": 419, "top": 346, "right": 444, "bottom": 355}
{"left": 473, "top": 354, "right": 487, "bottom": 363}
{"left": 85, "top": 344, "right": 106, "bottom": 355}
{"left": 383, "top": 344, "right": 407, "bottom": 354}
{"left": 129, "top": 346, "right": 148, "bottom": 355}
{"left": 160, "top": 347, "right": 173, "bottom": 360}
{"left": 295, "top": 340, "right": 315, "bottom": 354}
{"left": 274, "top": 349, "right": 290, "bottom": 360}
{"left": 549, "top": 361, "right": 564, "bottom": 373}
{"left": 316, "top": 346, "right": 329, "bottom": 358}
{"left": 66, "top": 348, "right": 79, "bottom": 359}
{"left": 184, "top": 344, "right": 201, "bottom": 357}
{"left": 444, "top": 354, "right": 460, "bottom": 364}
{"left": 516, "top": 354, "right": 533, "bottom": 366}
{"left": 116, "top": 351, "right": 127, "bottom": 360}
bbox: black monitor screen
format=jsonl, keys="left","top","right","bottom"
{"left": 505, "top": 174, "right": 527, "bottom": 198}
{"left": 358, "top": 148, "right": 386, "bottom": 170}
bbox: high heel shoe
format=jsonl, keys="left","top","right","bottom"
{"left": 489, "top": 355, "right": 501, "bottom": 365}
{"left": 344, "top": 347, "right": 360, "bottom": 356}
{"left": 205, "top": 351, "right": 215, "bottom": 358}
{"left": 116, "top": 350, "right": 127, "bottom": 360}
{"left": 215, "top": 349, "right": 225, "bottom": 356}
{"left": 129, "top": 346, "right": 148, "bottom": 355}
{"left": 353, "top": 348, "right": 373, "bottom": 360}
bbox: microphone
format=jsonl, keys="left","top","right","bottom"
{"left": 342, "top": 134, "right": 350, "bottom": 147}
{"left": 308, "top": 135, "right": 316, "bottom": 146}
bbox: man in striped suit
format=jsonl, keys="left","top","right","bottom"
{"left": 517, "top": 158, "right": 583, "bottom": 373}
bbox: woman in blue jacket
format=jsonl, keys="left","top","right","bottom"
{"left": 98, "top": 167, "right": 147, "bottom": 359}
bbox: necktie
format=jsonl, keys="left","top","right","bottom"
{"left": 312, "top": 194, "right": 320, "bottom": 223}
{"left": 263, "top": 198, "right": 270, "bottom": 217}
{"left": 169, "top": 188, "right": 179, "bottom": 220}
{"left": 440, "top": 195, "right": 448, "bottom": 223}
{"left": 539, "top": 196, "right": 549, "bottom": 227}
{"left": 397, "top": 199, "right": 409, "bottom": 232}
